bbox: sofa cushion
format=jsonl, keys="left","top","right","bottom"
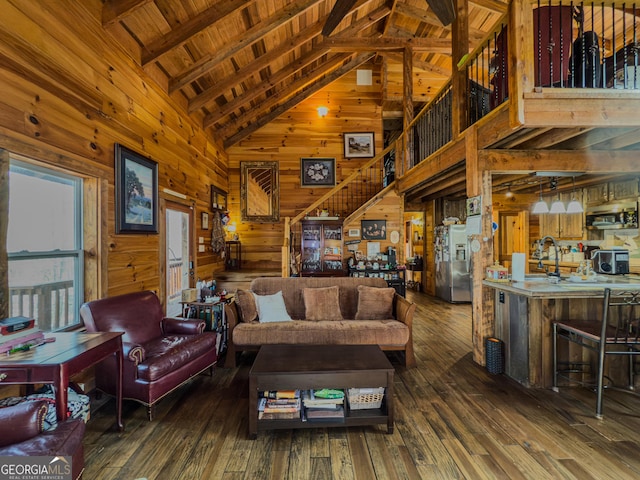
{"left": 253, "top": 291, "right": 292, "bottom": 323}
{"left": 236, "top": 289, "right": 257, "bottom": 323}
{"left": 137, "top": 333, "right": 217, "bottom": 382}
{"left": 303, "top": 286, "right": 343, "bottom": 321}
{"left": 355, "top": 285, "right": 395, "bottom": 320}
{"left": 233, "top": 320, "right": 409, "bottom": 346}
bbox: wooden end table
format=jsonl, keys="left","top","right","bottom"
{"left": 0, "top": 331, "right": 124, "bottom": 431}
{"left": 248, "top": 344, "right": 394, "bottom": 438}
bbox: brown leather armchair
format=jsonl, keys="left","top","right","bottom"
{"left": 80, "top": 291, "right": 217, "bottom": 420}
{"left": 0, "top": 401, "right": 85, "bottom": 480}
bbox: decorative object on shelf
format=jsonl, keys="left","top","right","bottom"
{"left": 114, "top": 143, "right": 158, "bottom": 234}
{"left": 343, "top": 132, "right": 375, "bottom": 158}
{"left": 361, "top": 220, "right": 386, "bottom": 240}
{"left": 211, "top": 186, "right": 227, "bottom": 210}
{"left": 390, "top": 230, "right": 400, "bottom": 244}
{"left": 301, "top": 158, "right": 336, "bottom": 187}
{"left": 201, "top": 212, "right": 209, "bottom": 230}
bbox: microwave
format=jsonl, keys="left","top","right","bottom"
{"left": 585, "top": 202, "right": 638, "bottom": 230}
{"left": 591, "top": 249, "right": 630, "bottom": 275}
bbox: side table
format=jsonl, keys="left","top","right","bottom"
{"left": 225, "top": 240, "right": 241, "bottom": 270}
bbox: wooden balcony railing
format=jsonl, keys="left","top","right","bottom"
{"left": 167, "top": 258, "right": 183, "bottom": 303}
{"left": 9, "top": 280, "right": 74, "bottom": 331}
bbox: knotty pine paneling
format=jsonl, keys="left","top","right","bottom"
{"left": 0, "top": 0, "right": 228, "bottom": 300}
{"left": 227, "top": 65, "right": 386, "bottom": 270}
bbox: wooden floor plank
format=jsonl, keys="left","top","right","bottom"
{"left": 77, "top": 272, "right": 640, "bottom": 480}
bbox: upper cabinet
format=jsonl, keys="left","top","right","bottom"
{"left": 586, "top": 179, "right": 639, "bottom": 206}
{"left": 539, "top": 192, "right": 584, "bottom": 239}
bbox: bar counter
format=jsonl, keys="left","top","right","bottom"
{"left": 483, "top": 275, "right": 640, "bottom": 388}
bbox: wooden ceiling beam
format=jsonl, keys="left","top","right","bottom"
{"left": 470, "top": 0, "right": 509, "bottom": 14}
{"left": 218, "top": 52, "right": 354, "bottom": 139}
{"left": 190, "top": 4, "right": 391, "bottom": 113}
{"left": 223, "top": 53, "right": 375, "bottom": 148}
{"left": 480, "top": 149, "right": 640, "bottom": 174}
{"left": 169, "top": 0, "right": 321, "bottom": 93}
{"left": 323, "top": 36, "right": 452, "bottom": 53}
{"left": 102, "top": 0, "right": 152, "bottom": 27}
{"left": 141, "top": 0, "right": 257, "bottom": 66}
{"left": 394, "top": 2, "right": 487, "bottom": 42}
{"left": 383, "top": 52, "right": 451, "bottom": 77}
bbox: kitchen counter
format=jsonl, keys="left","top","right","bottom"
{"left": 484, "top": 275, "right": 640, "bottom": 388}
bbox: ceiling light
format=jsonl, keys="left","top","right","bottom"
{"left": 549, "top": 198, "right": 566, "bottom": 214}
{"left": 532, "top": 180, "right": 549, "bottom": 214}
{"left": 566, "top": 176, "right": 584, "bottom": 213}
{"left": 505, "top": 185, "right": 514, "bottom": 198}
{"left": 317, "top": 106, "right": 329, "bottom": 118}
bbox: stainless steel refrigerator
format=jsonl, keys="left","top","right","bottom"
{"left": 434, "top": 224, "right": 472, "bottom": 303}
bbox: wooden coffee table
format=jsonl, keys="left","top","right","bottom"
{"left": 248, "top": 344, "right": 394, "bottom": 438}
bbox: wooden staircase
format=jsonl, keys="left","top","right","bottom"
{"left": 282, "top": 141, "right": 399, "bottom": 276}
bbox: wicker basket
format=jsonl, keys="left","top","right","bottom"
{"left": 347, "top": 387, "right": 385, "bottom": 410}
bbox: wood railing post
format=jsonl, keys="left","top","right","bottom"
{"left": 282, "top": 217, "right": 291, "bottom": 277}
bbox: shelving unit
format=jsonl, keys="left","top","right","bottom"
{"left": 301, "top": 219, "right": 344, "bottom": 276}
{"left": 348, "top": 267, "right": 406, "bottom": 297}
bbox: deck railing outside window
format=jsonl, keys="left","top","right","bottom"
{"left": 9, "top": 281, "right": 74, "bottom": 332}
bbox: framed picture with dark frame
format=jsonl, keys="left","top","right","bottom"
{"left": 115, "top": 143, "right": 158, "bottom": 234}
{"left": 211, "top": 186, "right": 228, "bottom": 210}
{"left": 301, "top": 157, "right": 336, "bottom": 187}
{"left": 344, "top": 132, "right": 375, "bottom": 158}
{"left": 361, "top": 220, "right": 386, "bottom": 240}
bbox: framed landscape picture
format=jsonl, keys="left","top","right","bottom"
{"left": 344, "top": 132, "right": 375, "bottom": 158}
{"left": 115, "top": 143, "right": 158, "bottom": 234}
{"left": 301, "top": 157, "right": 336, "bottom": 187}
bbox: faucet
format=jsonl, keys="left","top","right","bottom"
{"left": 537, "top": 236, "right": 561, "bottom": 278}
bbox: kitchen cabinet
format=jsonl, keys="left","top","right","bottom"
{"left": 539, "top": 192, "right": 583, "bottom": 238}
{"left": 301, "top": 220, "right": 344, "bottom": 276}
{"left": 586, "top": 179, "right": 639, "bottom": 205}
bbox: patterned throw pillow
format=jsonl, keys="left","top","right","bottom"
{"left": 303, "top": 286, "right": 343, "bottom": 321}
{"left": 235, "top": 289, "right": 258, "bottom": 322}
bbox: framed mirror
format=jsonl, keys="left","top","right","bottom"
{"left": 241, "top": 161, "right": 280, "bottom": 222}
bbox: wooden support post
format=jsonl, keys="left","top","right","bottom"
{"left": 452, "top": 0, "right": 469, "bottom": 136}
{"left": 282, "top": 217, "right": 291, "bottom": 278}
{"left": 509, "top": 0, "right": 533, "bottom": 127}
{"left": 0, "top": 149, "right": 8, "bottom": 319}
{"left": 402, "top": 46, "right": 413, "bottom": 176}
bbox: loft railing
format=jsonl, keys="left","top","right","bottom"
{"left": 167, "top": 258, "right": 183, "bottom": 304}
{"left": 9, "top": 280, "right": 74, "bottom": 331}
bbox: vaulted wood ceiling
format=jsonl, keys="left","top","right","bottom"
{"left": 103, "top": 0, "right": 508, "bottom": 148}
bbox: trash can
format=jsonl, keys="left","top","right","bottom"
{"left": 485, "top": 337, "right": 504, "bottom": 375}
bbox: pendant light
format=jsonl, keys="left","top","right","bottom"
{"left": 549, "top": 194, "right": 567, "bottom": 214}
{"left": 566, "top": 177, "right": 584, "bottom": 213}
{"left": 532, "top": 180, "right": 549, "bottom": 214}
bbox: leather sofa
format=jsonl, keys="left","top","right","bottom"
{"left": 0, "top": 401, "right": 85, "bottom": 480}
{"left": 80, "top": 291, "right": 218, "bottom": 420}
{"left": 225, "top": 277, "right": 416, "bottom": 368}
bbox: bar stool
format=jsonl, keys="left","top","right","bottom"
{"left": 552, "top": 288, "right": 640, "bottom": 418}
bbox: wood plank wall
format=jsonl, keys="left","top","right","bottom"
{"left": 0, "top": 0, "right": 228, "bottom": 300}
{"left": 227, "top": 64, "right": 384, "bottom": 270}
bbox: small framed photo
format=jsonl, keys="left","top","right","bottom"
{"left": 115, "top": 143, "right": 158, "bottom": 234}
{"left": 348, "top": 228, "right": 360, "bottom": 237}
{"left": 467, "top": 195, "right": 482, "bottom": 216}
{"left": 301, "top": 158, "right": 336, "bottom": 187}
{"left": 211, "top": 186, "right": 227, "bottom": 210}
{"left": 202, "top": 212, "right": 209, "bottom": 230}
{"left": 344, "top": 132, "right": 375, "bottom": 158}
{"left": 361, "top": 220, "right": 386, "bottom": 240}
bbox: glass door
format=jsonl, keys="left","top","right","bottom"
{"left": 166, "top": 205, "right": 192, "bottom": 317}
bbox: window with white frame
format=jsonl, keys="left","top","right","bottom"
{"left": 7, "top": 159, "right": 84, "bottom": 331}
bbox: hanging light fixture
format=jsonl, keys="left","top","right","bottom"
{"left": 566, "top": 176, "right": 584, "bottom": 213}
{"left": 505, "top": 184, "right": 514, "bottom": 198}
{"left": 317, "top": 106, "right": 329, "bottom": 118}
{"left": 549, "top": 195, "right": 567, "bottom": 213}
{"left": 532, "top": 179, "right": 549, "bottom": 214}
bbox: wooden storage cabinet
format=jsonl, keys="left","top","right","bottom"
{"left": 539, "top": 192, "right": 583, "bottom": 238}
{"left": 301, "top": 220, "right": 344, "bottom": 276}
{"left": 586, "top": 179, "right": 639, "bottom": 205}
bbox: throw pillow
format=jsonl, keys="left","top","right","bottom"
{"left": 303, "top": 286, "right": 343, "bottom": 321}
{"left": 355, "top": 285, "right": 395, "bottom": 320}
{"left": 252, "top": 291, "right": 293, "bottom": 323}
{"left": 235, "top": 289, "right": 258, "bottom": 322}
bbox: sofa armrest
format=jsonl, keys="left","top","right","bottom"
{"left": 224, "top": 302, "right": 239, "bottom": 330}
{"left": 0, "top": 401, "right": 48, "bottom": 447}
{"left": 162, "top": 317, "right": 205, "bottom": 335}
{"left": 394, "top": 294, "right": 416, "bottom": 328}
{"left": 123, "top": 342, "right": 145, "bottom": 364}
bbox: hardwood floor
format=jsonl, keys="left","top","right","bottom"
{"left": 83, "top": 273, "right": 640, "bottom": 479}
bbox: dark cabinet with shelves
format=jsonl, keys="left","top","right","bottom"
{"left": 301, "top": 220, "right": 344, "bottom": 276}
{"left": 348, "top": 267, "right": 406, "bottom": 297}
